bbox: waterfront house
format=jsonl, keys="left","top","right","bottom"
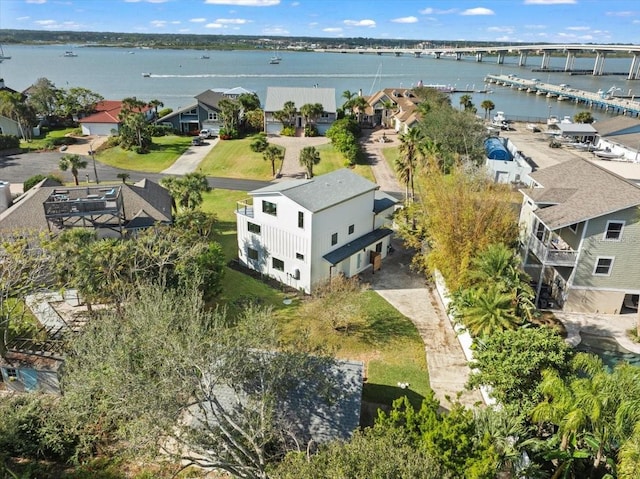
{"left": 235, "top": 168, "right": 397, "bottom": 293}
{"left": 158, "top": 87, "right": 255, "bottom": 135}
{"left": 263, "top": 87, "right": 336, "bottom": 135}
{"left": 484, "top": 136, "right": 534, "bottom": 185}
{"left": 364, "top": 88, "right": 422, "bottom": 133}
{"left": 79, "top": 100, "right": 154, "bottom": 136}
{"left": 0, "top": 178, "right": 172, "bottom": 237}
{"left": 593, "top": 116, "right": 640, "bottom": 161}
{"left": 519, "top": 158, "right": 640, "bottom": 314}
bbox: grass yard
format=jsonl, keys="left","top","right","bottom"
{"left": 199, "top": 185, "right": 430, "bottom": 410}
{"left": 96, "top": 135, "right": 192, "bottom": 172}
{"left": 20, "top": 127, "right": 78, "bottom": 151}
{"left": 314, "top": 143, "right": 375, "bottom": 182}
{"left": 381, "top": 144, "right": 399, "bottom": 173}
{"left": 197, "top": 135, "right": 272, "bottom": 179}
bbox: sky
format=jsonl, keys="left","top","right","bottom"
{"left": 0, "top": 0, "right": 638, "bottom": 44}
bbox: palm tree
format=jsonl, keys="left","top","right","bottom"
{"left": 341, "top": 90, "right": 356, "bottom": 113}
{"left": 381, "top": 99, "right": 396, "bottom": 127}
{"left": 160, "top": 173, "right": 211, "bottom": 213}
{"left": 263, "top": 144, "right": 284, "bottom": 177}
{"left": 299, "top": 146, "right": 321, "bottom": 178}
{"left": 350, "top": 95, "right": 369, "bottom": 124}
{"left": 116, "top": 173, "right": 130, "bottom": 184}
{"left": 459, "top": 285, "right": 522, "bottom": 337}
{"left": 481, "top": 99, "right": 495, "bottom": 120}
{"left": 395, "top": 127, "right": 423, "bottom": 201}
{"left": 59, "top": 154, "right": 88, "bottom": 186}
{"left": 459, "top": 94, "right": 473, "bottom": 111}
{"left": 299, "top": 103, "right": 324, "bottom": 126}
{"left": 147, "top": 99, "right": 164, "bottom": 121}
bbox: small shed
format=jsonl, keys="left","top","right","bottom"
{"left": 0, "top": 351, "right": 64, "bottom": 394}
{"left": 484, "top": 137, "right": 513, "bottom": 161}
{"left": 556, "top": 123, "right": 598, "bottom": 142}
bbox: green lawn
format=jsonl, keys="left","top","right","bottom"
{"left": 197, "top": 135, "right": 272, "bottom": 179}
{"left": 314, "top": 143, "right": 375, "bottom": 182}
{"left": 19, "top": 127, "right": 78, "bottom": 151}
{"left": 96, "top": 135, "right": 192, "bottom": 172}
{"left": 200, "top": 188, "right": 430, "bottom": 409}
{"left": 381, "top": 145, "right": 399, "bottom": 173}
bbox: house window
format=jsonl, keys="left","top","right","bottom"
{"left": 247, "top": 248, "right": 259, "bottom": 261}
{"left": 375, "top": 242, "right": 383, "bottom": 253}
{"left": 296, "top": 252, "right": 304, "bottom": 261}
{"left": 5, "top": 368, "right": 17, "bottom": 379}
{"left": 208, "top": 112, "right": 218, "bottom": 121}
{"left": 593, "top": 257, "right": 614, "bottom": 276}
{"left": 535, "top": 222, "right": 545, "bottom": 241}
{"left": 331, "top": 233, "right": 338, "bottom": 246}
{"left": 569, "top": 223, "right": 578, "bottom": 233}
{"left": 604, "top": 221, "right": 624, "bottom": 241}
{"left": 188, "top": 108, "right": 197, "bottom": 115}
{"left": 262, "top": 200, "right": 277, "bottom": 216}
{"left": 248, "top": 222, "right": 261, "bottom": 234}
{"left": 298, "top": 211, "right": 304, "bottom": 229}
{"left": 272, "top": 257, "right": 284, "bottom": 271}
{"left": 348, "top": 224, "right": 355, "bottom": 235}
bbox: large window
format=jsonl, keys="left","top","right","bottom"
{"left": 247, "top": 248, "right": 259, "bottom": 261}
{"left": 272, "top": 257, "right": 284, "bottom": 271}
{"left": 604, "top": 221, "right": 624, "bottom": 241}
{"left": 262, "top": 200, "right": 277, "bottom": 216}
{"left": 593, "top": 257, "right": 614, "bottom": 276}
{"left": 298, "top": 211, "right": 304, "bottom": 229}
{"left": 248, "top": 222, "right": 261, "bottom": 234}
{"left": 208, "top": 112, "right": 218, "bottom": 121}
{"left": 331, "top": 233, "right": 338, "bottom": 246}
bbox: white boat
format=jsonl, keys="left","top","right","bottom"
{"left": 547, "top": 115, "right": 560, "bottom": 126}
{"left": 526, "top": 123, "right": 541, "bottom": 132}
{"left": 594, "top": 150, "right": 624, "bottom": 160}
{"left": 0, "top": 45, "right": 10, "bottom": 62}
{"left": 63, "top": 51, "right": 78, "bottom": 57}
{"left": 200, "top": 54, "right": 210, "bottom": 59}
{"left": 269, "top": 55, "right": 281, "bottom": 64}
{"left": 142, "top": 72, "right": 151, "bottom": 78}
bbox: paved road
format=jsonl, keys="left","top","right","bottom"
{"left": 0, "top": 150, "right": 271, "bottom": 193}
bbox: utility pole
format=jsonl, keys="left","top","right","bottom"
{"left": 90, "top": 142, "right": 99, "bottom": 184}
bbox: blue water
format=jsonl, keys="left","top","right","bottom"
{"left": 0, "top": 44, "right": 637, "bottom": 121}
{"left": 576, "top": 332, "right": 640, "bottom": 371}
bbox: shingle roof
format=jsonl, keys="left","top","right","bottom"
{"left": 195, "top": 90, "right": 226, "bottom": 110}
{"left": 250, "top": 169, "right": 378, "bottom": 213}
{"left": 80, "top": 100, "right": 151, "bottom": 125}
{"left": 521, "top": 158, "right": 640, "bottom": 229}
{"left": 264, "top": 87, "right": 336, "bottom": 113}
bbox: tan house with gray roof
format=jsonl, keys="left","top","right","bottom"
{"left": 520, "top": 158, "right": 640, "bottom": 314}
{"left": 364, "top": 88, "right": 422, "bottom": 133}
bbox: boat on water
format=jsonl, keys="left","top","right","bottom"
{"left": 201, "top": 55, "right": 210, "bottom": 59}
{"left": 63, "top": 51, "right": 78, "bottom": 57}
{"left": 142, "top": 72, "right": 151, "bottom": 78}
{"left": 269, "top": 55, "right": 282, "bottom": 64}
{"left": 0, "top": 45, "right": 10, "bottom": 62}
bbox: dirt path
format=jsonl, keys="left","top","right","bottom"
{"left": 268, "top": 135, "right": 330, "bottom": 180}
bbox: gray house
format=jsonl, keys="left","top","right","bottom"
{"left": 263, "top": 87, "right": 336, "bottom": 135}
{"left": 519, "top": 158, "right": 640, "bottom": 314}
{"left": 0, "top": 351, "right": 63, "bottom": 393}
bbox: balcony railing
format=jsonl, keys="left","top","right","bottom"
{"left": 528, "top": 235, "right": 579, "bottom": 266}
{"left": 236, "top": 198, "right": 254, "bottom": 218}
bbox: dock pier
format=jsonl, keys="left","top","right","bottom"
{"left": 485, "top": 74, "right": 640, "bottom": 117}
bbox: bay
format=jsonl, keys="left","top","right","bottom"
{"left": 0, "top": 44, "right": 637, "bottom": 122}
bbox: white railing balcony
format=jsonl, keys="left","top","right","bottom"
{"left": 236, "top": 199, "right": 254, "bottom": 218}
{"left": 528, "top": 235, "right": 578, "bottom": 266}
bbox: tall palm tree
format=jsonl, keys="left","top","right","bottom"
{"left": 395, "top": 127, "right": 423, "bottom": 201}
{"left": 160, "top": 173, "right": 211, "bottom": 213}
{"left": 350, "top": 95, "right": 369, "bottom": 124}
{"left": 299, "top": 146, "right": 321, "bottom": 178}
{"left": 263, "top": 144, "right": 284, "bottom": 177}
{"left": 59, "top": 154, "right": 88, "bottom": 186}
{"left": 481, "top": 99, "right": 495, "bottom": 120}
{"left": 147, "top": 99, "right": 164, "bottom": 120}
{"left": 381, "top": 99, "right": 396, "bottom": 128}
{"left": 341, "top": 90, "right": 356, "bottom": 114}
{"left": 459, "top": 94, "right": 473, "bottom": 111}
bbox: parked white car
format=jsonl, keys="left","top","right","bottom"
{"left": 199, "top": 129, "right": 212, "bottom": 138}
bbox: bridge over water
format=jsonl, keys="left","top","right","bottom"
{"left": 316, "top": 44, "right": 640, "bottom": 80}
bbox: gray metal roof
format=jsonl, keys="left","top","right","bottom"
{"left": 522, "top": 158, "right": 640, "bottom": 230}
{"left": 557, "top": 123, "right": 597, "bottom": 135}
{"left": 264, "top": 87, "right": 336, "bottom": 113}
{"left": 250, "top": 169, "right": 378, "bottom": 213}
{"left": 323, "top": 228, "right": 393, "bottom": 265}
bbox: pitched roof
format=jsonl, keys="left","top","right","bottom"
{"left": 323, "top": 228, "right": 393, "bottom": 265}
{"left": 365, "top": 88, "right": 421, "bottom": 120}
{"left": 594, "top": 116, "right": 640, "bottom": 150}
{"left": 521, "top": 158, "right": 640, "bottom": 229}
{"left": 80, "top": 100, "right": 152, "bottom": 125}
{"left": 0, "top": 178, "right": 171, "bottom": 234}
{"left": 250, "top": 169, "right": 378, "bottom": 213}
{"left": 264, "top": 87, "right": 336, "bottom": 113}
{"left": 195, "top": 90, "right": 227, "bottom": 110}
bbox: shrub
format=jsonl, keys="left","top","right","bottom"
{"left": 148, "top": 124, "right": 173, "bottom": 137}
{"left": 280, "top": 126, "right": 296, "bottom": 137}
{"left": 23, "top": 174, "right": 63, "bottom": 192}
{"left": 304, "top": 124, "right": 318, "bottom": 137}
{"left": 43, "top": 136, "right": 77, "bottom": 150}
{"left": 0, "top": 134, "right": 20, "bottom": 150}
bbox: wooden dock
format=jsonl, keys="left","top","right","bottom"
{"left": 485, "top": 74, "right": 640, "bottom": 117}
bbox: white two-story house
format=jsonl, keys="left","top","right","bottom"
{"left": 236, "top": 169, "right": 397, "bottom": 293}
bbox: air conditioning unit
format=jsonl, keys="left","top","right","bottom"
{"left": 291, "top": 268, "right": 300, "bottom": 280}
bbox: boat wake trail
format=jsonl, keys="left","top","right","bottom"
{"left": 146, "top": 73, "right": 411, "bottom": 79}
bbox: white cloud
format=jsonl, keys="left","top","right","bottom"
{"left": 488, "top": 26, "right": 514, "bottom": 33}
{"left": 291, "top": 1, "right": 300, "bottom": 5}
{"left": 35, "top": 19, "right": 56, "bottom": 25}
{"left": 204, "top": 0, "right": 279, "bottom": 6}
{"left": 190, "top": 18, "right": 207, "bottom": 23}
{"left": 17, "top": 16, "right": 31, "bottom": 21}
{"left": 343, "top": 19, "right": 376, "bottom": 27}
{"left": 323, "top": 27, "right": 342, "bottom": 33}
{"left": 392, "top": 16, "right": 418, "bottom": 24}
{"left": 566, "top": 26, "right": 590, "bottom": 31}
{"left": 26, "top": 0, "right": 46, "bottom": 3}
{"left": 215, "top": 18, "right": 249, "bottom": 24}
{"left": 419, "top": 7, "right": 457, "bottom": 14}
{"left": 125, "top": 0, "right": 170, "bottom": 3}
{"left": 524, "top": 0, "right": 576, "bottom": 4}
{"left": 205, "top": 23, "right": 224, "bottom": 28}
{"left": 606, "top": 11, "right": 635, "bottom": 17}
{"left": 461, "top": 8, "right": 494, "bottom": 16}
{"left": 525, "top": 24, "right": 547, "bottom": 29}
{"left": 150, "top": 20, "right": 167, "bottom": 27}
{"left": 262, "top": 26, "right": 289, "bottom": 34}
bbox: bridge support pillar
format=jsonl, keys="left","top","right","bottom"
{"left": 564, "top": 52, "right": 576, "bottom": 71}
{"left": 518, "top": 51, "right": 528, "bottom": 67}
{"left": 497, "top": 52, "right": 505, "bottom": 64}
{"left": 541, "top": 51, "right": 551, "bottom": 70}
{"left": 456, "top": 52, "right": 462, "bottom": 60}
{"left": 476, "top": 52, "right": 483, "bottom": 62}
{"left": 593, "top": 52, "right": 607, "bottom": 76}
{"left": 395, "top": 52, "right": 402, "bottom": 57}
{"left": 434, "top": 52, "right": 441, "bottom": 59}
{"left": 628, "top": 54, "right": 640, "bottom": 80}
{"left": 414, "top": 52, "right": 421, "bottom": 58}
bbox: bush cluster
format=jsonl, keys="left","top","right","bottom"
{"left": 280, "top": 126, "right": 296, "bottom": 137}
{"left": 0, "top": 134, "right": 20, "bottom": 150}
{"left": 43, "top": 136, "right": 77, "bottom": 150}
{"left": 326, "top": 118, "right": 362, "bottom": 165}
